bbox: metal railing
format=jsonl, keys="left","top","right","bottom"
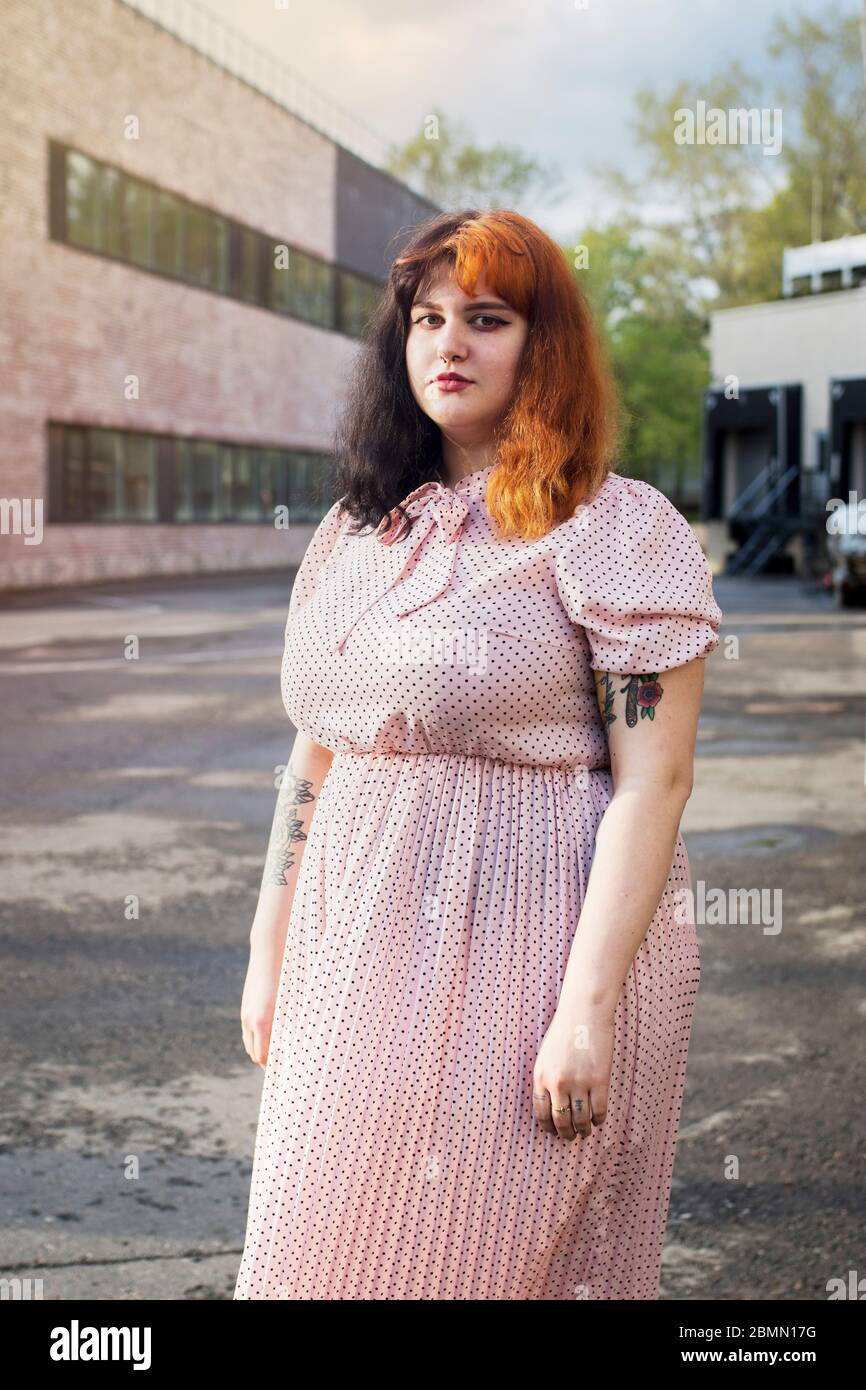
{"left": 726, "top": 463, "right": 799, "bottom": 521}
{"left": 724, "top": 464, "right": 802, "bottom": 576}
{"left": 747, "top": 464, "right": 800, "bottom": 517}
{"left": 725, "top": 463, "right": 772, "bottom": 521}
{"left": 118, "top": 0, "right": 402, "bottom": 178}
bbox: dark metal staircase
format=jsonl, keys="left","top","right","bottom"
{"left": 724, "top": 464, "right": 824, "bottom": 576}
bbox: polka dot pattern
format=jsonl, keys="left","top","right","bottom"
{"left": 234, "top": 466, "right": 722, "bottom": 1300}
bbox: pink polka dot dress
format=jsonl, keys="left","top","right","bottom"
{"left": 233, "top": 465, "right": 723, "bottom": 1300}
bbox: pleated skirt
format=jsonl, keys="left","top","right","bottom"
{"left": 233, "top": 751, "right": 700, "bottom": 1300}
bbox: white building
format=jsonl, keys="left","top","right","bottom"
{"left": 702, "top": 234, "right": 866, "bottom": 576}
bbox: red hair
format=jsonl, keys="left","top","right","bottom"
{"left": 393, "top": 210, "right": 622, "bottom": 540}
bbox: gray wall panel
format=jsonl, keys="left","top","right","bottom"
{"left": 335, "top": 147, "right": 440, "bottom": 281}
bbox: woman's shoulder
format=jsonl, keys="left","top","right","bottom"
{"left": 548, "top": 470, "right": 680, "bottom": 551}
{"left": 571, "top": 469, "right": 682, "bottom": 522}
{"left": 550, "top": 470, "right": 722, "bottom": 669}
{"left": 550, "top": 466, "right": 715, "bottom": 596}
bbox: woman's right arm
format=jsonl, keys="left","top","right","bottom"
{"left": 240, "top": 730, "right": 334, "bottom": 1067}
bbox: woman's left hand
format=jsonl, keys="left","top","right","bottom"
{"left": 532, "top": 1002, "right": 615, "bottom": 1140}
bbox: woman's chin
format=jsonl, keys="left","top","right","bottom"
{"left": 428, "top": 401, "right": 486, "bottom": 429}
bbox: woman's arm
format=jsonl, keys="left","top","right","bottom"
{"left": 533, "top": 657, "right": 706, "bottom": 1138}
{"left": 251, "top": 731, "right": 334, "bottom": 952}
{"left": 241, "top": 730, "right": 333, "bottom": 1066}
{"left": 558, "top": 659, "right": 704, "bottom": 1015}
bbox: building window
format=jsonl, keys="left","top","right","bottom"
{"left": 49, "top": 423, "right": 333, "bottom": 524}
{"left": 102, "top": 165, "right": 126, "bottom": 260}
{"left": 290, "top": 451, "right": 335, "bottom": 521}
{"left": 65, "top": 150, "right": 104, "bottom": 253}
{"left": 337, "top": 268, "right": 382, "bottom": 338}
{"left": 238, "top": 225, "right": 262, "bottom": 305}
{"left": 152, "top": 188, "right": 184, "bottom": 277}
{"left": 175, "top": 438, "right": 221, "bottom": 520}
{"left": 269, "top": 244, "right": 335, "bottom": 328}
{"left": 68, "top": 427, "right": 159, "bottom": 521}
{"left": 184, "top": 204, "right": 228, "bottom": 292}
{"left": 61, "top": 428, "right": 86, "bottom": 520}
{"left": 125, "top": 177, "right": 153, "bottom": 267}
{"left": 258, "top": 448, "right": 288, "bottom": 516}
{"left": 124, "top": 434, "right": 158, "bottom": 518}
{"left": 51, "top": 140, "right": 382, "bottom": 338}
{"left": 227, "top": 446, "right": 261, "bottom": 521}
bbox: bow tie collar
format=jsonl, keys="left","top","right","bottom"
{"left": 376, "top": 480, "right": 469, "bottom": 546}
{"left": 327, "top": 480, "right": 471, "bottom": 654}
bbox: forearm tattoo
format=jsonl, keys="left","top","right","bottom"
{"left": 261, "top": 771, "right": 316, "bottom": 887}
{"left": 594, "top": 672, "right": 617, "bottom": 727}
{"left": 594, "top": 671, "right": 665, "bottom": 728}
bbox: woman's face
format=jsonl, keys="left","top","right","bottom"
{"left": 405, "top": 267, "right": 529, "bottom": 445}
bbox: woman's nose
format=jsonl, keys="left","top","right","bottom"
{"left": 435, "top": 324, "right": 469, "bottom": 360}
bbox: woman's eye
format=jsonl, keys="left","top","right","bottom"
{"left": 412, "top": 314, "right": 508, "bottom": 328}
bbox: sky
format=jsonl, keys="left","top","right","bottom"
{"left": 139, "top": 0, "right": 860, "bottom": 239}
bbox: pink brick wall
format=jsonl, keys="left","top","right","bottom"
{"left": 0, "top": 0, "right": 360, "bottom": 590}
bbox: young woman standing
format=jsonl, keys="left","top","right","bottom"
{"left": 234, "top": 209, "right": 722, "bottom": 1300}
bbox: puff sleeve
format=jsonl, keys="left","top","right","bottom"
{"left": 286, "top": 498, "right": 348, "bottom": 626}
{"left": 553, "top": 474, "right": 723, "bottom": 673}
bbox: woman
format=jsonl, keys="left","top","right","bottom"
{"left": 234, "top": 209, "right": 723, "bottom": 1301}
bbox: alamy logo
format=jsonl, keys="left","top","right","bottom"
{"left": 0, "top": 497, "right": 43, "bottom": 544}
{"left": 826, "top": 1269, "right": 866, "bottom": 1299}
{"left": 826, "top": 492, "right": 866, "bottom": 535}
{"left": 49, "top": 1320, "right": 152, "bottom": 1370}
{"left": 380, "top": 627, "right": 489, "bottom": 672}
{"left": 673, "top": 101, "right": 782, "bottom": 156}
{"left": 673, "top": 880, "right": 782, "bottom": 935}
{"left": 0, "top": 1275, "right": 43, "bottom": 1298}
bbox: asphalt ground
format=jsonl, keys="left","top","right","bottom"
{"left": 0, "top": 568, "right": 863, "bottom": 1300}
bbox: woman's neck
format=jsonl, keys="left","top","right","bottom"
{"left": 439, "top": 438, "right": 497, "bottom": 488}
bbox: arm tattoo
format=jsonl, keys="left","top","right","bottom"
{"left": 261, "top": 770, "right": 316, "bottom": 887}
{"left": 621, "top": 673, "right": 664, "bottom": 726}
{"left": 593, "top": 672, "right": 617, "bottom": 728}
{"left": 594, "top": 671, "right": 665, "bottom": 729}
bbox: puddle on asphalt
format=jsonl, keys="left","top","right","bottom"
{"left": 685, "top": 824, "right": 838, "bottom": 857}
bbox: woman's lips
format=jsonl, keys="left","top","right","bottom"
{"left": 435, "top": 379, "right": 473, "bottom": 392}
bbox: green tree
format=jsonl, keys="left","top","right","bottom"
{"left": 572, "top": 222, "right": 708, "bottom": 502}
{"left": 595, "top": 7, "right": 866, "bottom": 308}
{"left": 385, "top": 109, "right": 565, "bottom": 210}
{"left": 767, "top": 8, "right": 866, "bottom": 240}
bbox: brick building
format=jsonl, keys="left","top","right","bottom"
{"left": 0, "top": 0, "right": 438, "bottom": 591}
